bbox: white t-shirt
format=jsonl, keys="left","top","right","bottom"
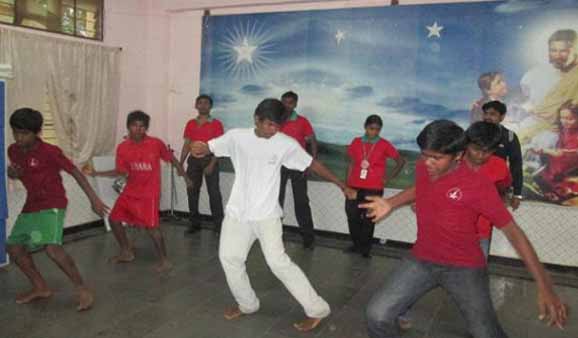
{"left": 209, "top": 128, "right": 313, "bottom": 222}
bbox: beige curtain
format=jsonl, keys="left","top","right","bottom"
{"left": 0, "top": 28, "right": 48, "bottom": 145}
{"left": 46, "top": 40, "right": 121, "bottom": 163}
{"left": 0, "top": 27, "right": 121, "bottom": 162}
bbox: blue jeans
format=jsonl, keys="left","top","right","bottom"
{"left": 366, "top": 256, "right": 508, "bottom": 338}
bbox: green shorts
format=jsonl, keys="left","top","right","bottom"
{"left": 7, "top": 209, "right": 66, "bottom": 250}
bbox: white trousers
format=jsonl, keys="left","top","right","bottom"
{"left": 218, "top": 216, "right": 331, "bottom": 318}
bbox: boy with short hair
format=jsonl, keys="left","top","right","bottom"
{"left": 89, "top": 110, "right": 190, "bottom": 273}
{"left": 361, "top": 120, "right": 567, "bottom": 338}
{"left": 278, "top": 91, "right": 318, "bottom": 248}
{"left": 7, "top": 108, "right": 109, "bottom": 311}
{"left": 464, "top": 121, "right": 512, "bottom": 257}
{"left": 191, "top": 98, "right": 356, "bottom": 332}
{"left": 482, "top": 100, "right": 524, "bottom": 210}
{"left": 180, "top": 94, "right": 225, "bottom": 234}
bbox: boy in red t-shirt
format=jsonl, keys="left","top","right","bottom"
{"left": 345, "top": 115, "right": 405, "bottom": 258}
{"left": 89, "top": 111, "right": 190, "bottom": 273}
{"left": 179, "top": 95, "right": 224, "bottom": 234}
{"left": 7, "top": 108, "right": 109, "bottom": 311}
{"left": 464, "top": 121, "right": 512, "bottom": 258}
{"left": 361, "top": 120, "right": 567, "bottom": 338}
{"left": 278, "top": 91, "right": 318, "bottom": 248}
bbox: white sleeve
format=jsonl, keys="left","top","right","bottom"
{"left": 208, "top": 131, "right": 233, "bottom": 157}
{"left": 282, "top": 140, "right": 313, "bottom": 171}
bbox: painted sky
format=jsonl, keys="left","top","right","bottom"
{"left": 200, "top": 0, "right": 578, "bottom": 150}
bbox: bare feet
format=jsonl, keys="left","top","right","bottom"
{"left": 224, "top": 306, "right": 244, "bottom": 320}
{"left": 293, "top": 317, "right": 323, "bottom": 332}
{"left": 15, "top": 288, "right": 53, "bottom": 304}
{"left": 154, "top": 260, "right": 173, "bottom": 274}
{"left": 76, "top": 287, "right": 94, "bottom": 312}
{"left": 109, "top": 250, "right": 135, "bottom": 264}
{"left": 398, "top": 317, "right": 412, "bottom": 330}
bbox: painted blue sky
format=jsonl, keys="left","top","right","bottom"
{"left": 200, "top": 0, "right": 578, "bottom": 150}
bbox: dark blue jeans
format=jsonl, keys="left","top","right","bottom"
{"left": 366, "top": 256, "right": 508, "bottom": 338}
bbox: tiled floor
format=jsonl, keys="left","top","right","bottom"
{"left": 0, "top": 224, "right": 576, "bottom": 338}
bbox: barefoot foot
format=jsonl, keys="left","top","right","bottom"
{"left": 154, "top": 260, "right": 173, "bottom": 274}
{"left": 224, "top": 306, "right": 244, "bottom": 320}
{"left": 293, "top": 317, "right": 323, "bottom": 332}
{"left": 76, "top": 287, "right": 94, "bottom": 312}
{"left": 109, "top": 250, "right": 135, "bottom": 264}
{"left": 15, "top": 288, "right": 53, "bottom": 304}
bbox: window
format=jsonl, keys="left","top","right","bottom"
{"left": 0, "top": 0, "right": 103, "bottom": 40}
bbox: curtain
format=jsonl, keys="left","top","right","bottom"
{"left": 0, "top": 27, "right": 121, "bottom": 163}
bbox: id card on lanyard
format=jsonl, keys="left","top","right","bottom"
{"left": 360, "top": 140, "right": 377, "bottom": 180}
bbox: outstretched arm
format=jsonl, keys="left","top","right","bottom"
{"left": 359, "top": 186, "right": 416, "bottom": 222}
{"left": 500, "top": 222, "right": 568, "bottom": 329}
{"left": 309, "top": 159, "right": 356, "bottom": 199}
{"left": 70, "top": 168, "right": 109, "bottom": 217}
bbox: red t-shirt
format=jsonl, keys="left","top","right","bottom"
{"left": 476, "top": 156, "right": 512, "bottom": 239}
{"left": 280, "top": 114, "right": 314, "bottom": 149}
{"left": 8, "top": 139, "right": 76, "bottom": 213}
{"left": 347, "top": 137, "right": 400, "bottom": 190}
{"left": 183, "top": 118, "right": 224, "bottom": 143}
{"left": 412, "top": 160, "right": 513, "bottom": 267}
{"left": 116, "top": 136, "right": 172, "bottom": 198}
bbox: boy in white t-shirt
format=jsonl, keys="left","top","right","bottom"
{"left": 191, "top": 98, "right": 356, "bottom": 332}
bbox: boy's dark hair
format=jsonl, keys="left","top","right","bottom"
{"left": 482, "top": 100, "right": 507, "bottom": 115}
{"left": 559, "top": 99, "right": 578, "bottom": 116}
{"left": 10, "top": 108, "right": 43, "bottom": 133}
{"left": 364, "top": 114, "right": 383, "bottom": 128}
{"left": 126, "top": 110, "right": 150, "bottom": 129}
{"left": 548, "top": 29, "right": 577, "bottom": 45}
{"left": 281, "top": 91, "right": 298, "bottom": 102}
{"left": 196, "top": 94, "right": 213, "bottom": 107}
{"left": 416, "top": 120, "right": 465, "bottom": 155}
{"left": 477, "top": 72, "right": 501, "bottom": 94}
{"left": 465, "top": 121, "right": 502, "bottom": 151}
{"left": 254, "top": 98, "right": 287, "bottom": 125}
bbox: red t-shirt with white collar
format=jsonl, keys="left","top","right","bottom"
{"left": 412, "top": 160, "right": 513, "bottom": 267}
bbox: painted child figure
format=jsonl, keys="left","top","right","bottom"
{"left": 533, "top": 100, "right": 578, "bottom": 202}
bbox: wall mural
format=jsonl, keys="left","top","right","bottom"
{"left": 200, "top": 0, "right": 578, "bottom": 206}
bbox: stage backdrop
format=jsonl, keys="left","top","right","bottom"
{"left": 1, "top": 80, "right": 7, "bottom": 266}
{"left": 200, "top": 0, "right": 578, "bottom": 206}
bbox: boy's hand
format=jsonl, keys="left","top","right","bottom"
{"left": 204, "top": 162, "right": 216, "bottom": 175}
{"left": 90, "top": 197, "right": 110, "bottom": 218}
{"left": 342, "top": 187, "right": 357, "bottom": 200}
{"left": 510, "top": 196, "right": 521, "bottom": 211}
{"left": 7, "top": 164, "right": 22, "bottom": 179}
{"left": 190, "top": 141, "right": 209, "bottom": 158}
{"left": 359, "top": 196, "right": 392, "bottom": 222}
{"left": 184, "top": 176, "right": 193, "bottom": 188}
{"left": 82, "top": 164, "right": 95, "bottom": 177}
{"left": 537, "top": 288, "right": 568, "bottom": 329}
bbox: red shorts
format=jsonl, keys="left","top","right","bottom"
{"left": 109, "top": 193, "right": 160, "bottom": 228}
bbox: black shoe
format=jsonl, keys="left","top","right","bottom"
{"left": 361, "top": 252, "right": 372, "bottom": 259}
{"left": 185, "top": 225, "right": 201, "bottom": 234}
{"left": 343, "top": 245, "right": 360, "bottom": 254}
{"left": 303, "top": 240, "right": 315, "bottom": 250}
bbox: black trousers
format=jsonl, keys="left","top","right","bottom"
{"left": 345, "top": 188, "right": 384, "bottom": 255}
{"left": 279, "top": 167, "right": 315, "bottom": 244}
{"left": 186, "top": 156, "right": 224, "bottom": 231}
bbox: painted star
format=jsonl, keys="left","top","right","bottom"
{"left": 234, "top": 38, "right": 257, "bottom": 64}
{"left": 426, "top": 21, "right": 444, "bottom": 38}
{"left": 335, "top": 30, "right": 346, "bottom": 45}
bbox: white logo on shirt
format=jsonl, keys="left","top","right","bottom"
{"left": 130, "top": 162, "right": 153, "bottom": 171}
{"left": 446, "top": 187, "right": 463, "bottom": 201}
{"left": 268, "top": 155, "right": 278, "bottom": 165}
{"left": 29, "top": 158, "right": 39, "bottom": 167}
